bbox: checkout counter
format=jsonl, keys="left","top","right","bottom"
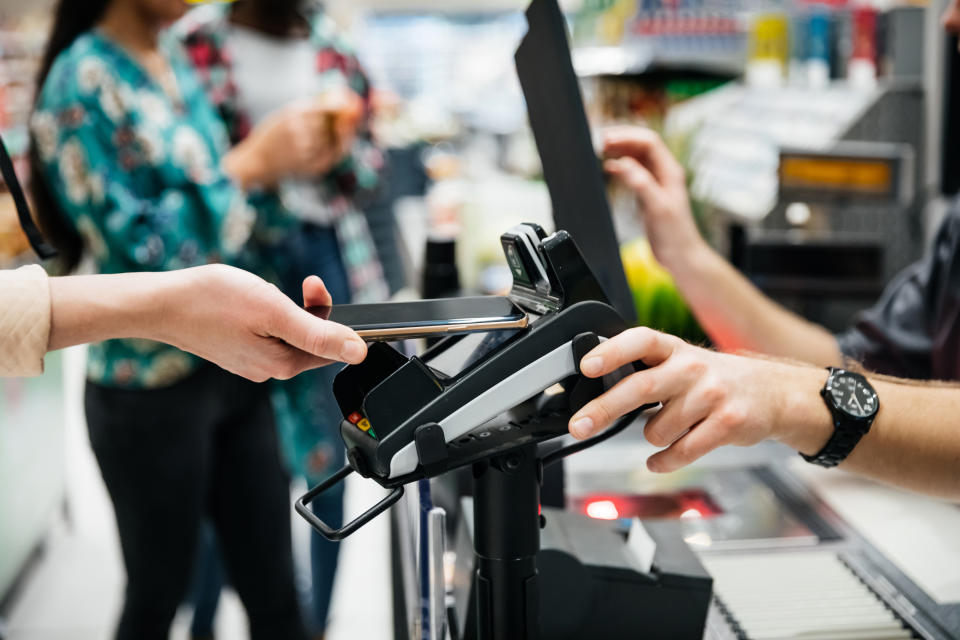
{"left": 564, "top": 431, "right": 960, "bottom": 639}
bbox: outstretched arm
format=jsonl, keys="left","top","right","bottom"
{"left": 604, "top": 127, "right": 842, "bottom": 366}
{"left": 569, "top": 327, "right": 960, "bottom": 500}
{"left": 47, "top": 264, "right": 367, "bottom": 382}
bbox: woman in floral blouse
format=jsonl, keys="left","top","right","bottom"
{"left": 29, "top": 1, "right": 346, "bottom": 638}
{"left": 176, "top": 2, "right": 389, "bottom": 635}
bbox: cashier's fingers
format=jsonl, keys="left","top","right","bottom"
{"left": 604, "top": 157, "right": 667, "bottom": 214}
{"left": 579, "top": 327, "right": 680, "bottom": 379}
{"left": 602, "top": 127, "right": 685, "bottom": 187}
{"left": 570, "top": 367, "right": 676, "bottom": 439}
{"left": 569, "top": 348, "right": 711, "bottom": 440}
{"left": 642, "top": 392, "right": 713, "bottom": 449}
{"left": 645, "top": 415, "right": 734, "bottom": 473}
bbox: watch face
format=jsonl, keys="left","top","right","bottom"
{"left": 827, "top": 373, "right": 878, "bottom": 419}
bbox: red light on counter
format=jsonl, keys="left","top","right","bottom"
{"left": 585, "top": 499, "right": 620, "bottom": 521}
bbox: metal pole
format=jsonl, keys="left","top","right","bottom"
{"left": 472, "top": 444, "right": 541, "bottom": 640}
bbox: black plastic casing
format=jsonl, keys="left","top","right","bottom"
{"left": 330, "top": 227, "right": 632, "bottom": 486}
{"left": 335, "top": 299, "right": 629, "bottom": 483}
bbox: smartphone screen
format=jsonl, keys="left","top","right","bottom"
{"left": 307, "top": 297, "right": 529, "bottom": 341}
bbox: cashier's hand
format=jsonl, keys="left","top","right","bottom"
{"left": 567, "top": 328, "right": 822, "bottom": 473}
{"left": 603, "top": 128, "right": 707, "bottom": 272}
{"left": 158, "top": 265, "right": 367, "bottom": 382}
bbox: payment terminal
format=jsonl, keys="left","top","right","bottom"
{"left": 295, "top": 223, "right": 685, "bottom": 639}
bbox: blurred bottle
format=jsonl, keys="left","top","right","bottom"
{"left": 806, "top": 8, "right": 832, "bottom": 89}
{"left": 746, "top": 13, "right": 789, "bottom": 88}
{"left": 598, "top": 0, "right": 639, "bottom": 46}
{"left": 422, "top": 236, "right": 460, "bottom": 299}
{"left": 788, "top": 10, "right": 809, "bottom": 86}
{"left": 422, "top": 179, "right": 462, "bottom": 299}
{"left": 848, "top": 5, "right": 878, "bottom": 89}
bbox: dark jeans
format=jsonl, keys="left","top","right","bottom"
{"left": 86, "top": 364, "right": 307, "bottom": 640}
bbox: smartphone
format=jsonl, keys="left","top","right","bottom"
{"left": 307, "top": 296, "right": 529, "bottom": 341}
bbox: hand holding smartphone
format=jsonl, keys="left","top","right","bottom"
{"left": 307, "top": 296, "right": 529, "bottom": 342}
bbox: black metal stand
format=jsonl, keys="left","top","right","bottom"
{"left": 472, "top": 444, "right": 541, "bottom": 640}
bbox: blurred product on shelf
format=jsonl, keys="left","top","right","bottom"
{"left": 747, "top": 12, "right": 790, "bottom": 87}
{"left": 804, "top": 6, "right": 832, "bottom": 88}
{"left": 572, "top": 0, "right": 746, "bottom": 77}
{"left": 848, "top": 6, "right": 878, "bottom": 88}
{"left": 569, "top": 0, "right": 920, "bottom": 85}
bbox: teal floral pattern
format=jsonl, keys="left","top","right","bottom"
{"left": 32, "top": 31, "right": 256, "bottom": 388}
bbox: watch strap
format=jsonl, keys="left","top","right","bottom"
{"left": 800, "top": 415, "right": 869, "bottom": 468}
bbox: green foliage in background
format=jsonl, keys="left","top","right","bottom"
{"left": 622, "top": 237, "right": 707, "bottom": 344}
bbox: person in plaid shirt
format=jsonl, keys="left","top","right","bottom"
{"left": 176, "top": 2, "right": 389, "bottom": 637}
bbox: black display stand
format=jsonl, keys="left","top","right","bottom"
{"left": 471, "top": 444, "right": 541, "bottom": 640}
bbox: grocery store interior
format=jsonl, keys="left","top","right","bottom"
{"left": 1, "top": 0, "right": 960, "bottom": 638}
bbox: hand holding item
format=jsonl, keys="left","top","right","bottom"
{"left": 567, "top": 327, "right": 831, "bottom": 473}
{"left": 316, "top": 84, "right": 364, "bottom": 165}
{"left": 602, "top": 127, "right": 707, "bottom": 274}
{"left": 252, "top": 98, "right": 340, "bottom": 182}
{"left": 224, "top": 90, "right": 363, "bottom": 189}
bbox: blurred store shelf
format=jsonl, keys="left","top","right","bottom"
{"left": 332, "top": 0, "right": 581, "bottom": 12}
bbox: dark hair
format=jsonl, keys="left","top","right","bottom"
{"left": 241, "top": 0, "right": 308, "bottom": 37}
{"left": 30, "top": 0, "right": 111, "bottom": 273}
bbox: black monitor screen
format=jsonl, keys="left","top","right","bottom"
{"left": 514, "top": 0, "right": 637, "bottom": 323}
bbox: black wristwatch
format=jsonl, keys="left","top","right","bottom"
{"left": 801, "top": 367, "right": 879, "bottom": 468}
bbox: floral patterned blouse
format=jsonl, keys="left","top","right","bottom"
{"left": 31, "top": 31, "right": 256, "bottom": 388}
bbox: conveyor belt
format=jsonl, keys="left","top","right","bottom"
{"left": 702, "top": 551, "right": 916, "bottom": 640}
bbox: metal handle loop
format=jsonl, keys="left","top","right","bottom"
{"left": 296, "top": 464, "right": 405, "bottom": 541}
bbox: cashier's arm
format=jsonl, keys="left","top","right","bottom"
{"left": 47, "top": 265, "right": 367, "bottom": 381}
{"left": 568, "top": 328, "right": 960, "bottom": 500}
{"left": 603, "top": 127, "right": 843, "bottom": 367}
